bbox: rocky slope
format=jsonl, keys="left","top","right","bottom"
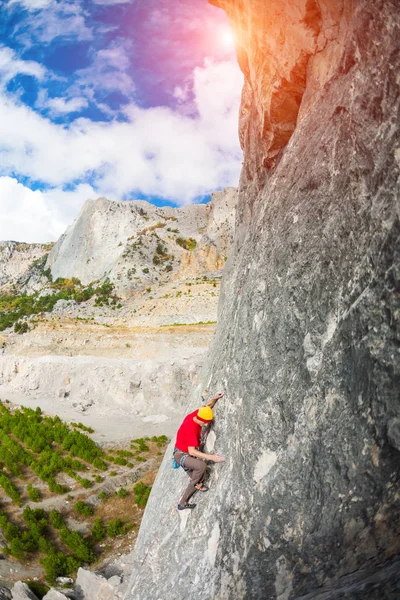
{"left": 125, "top": 1, "right": 400, "bottom": 599}
{"left": 0, "top": 242, "right": 52, "bottom": 294}
{"left": 46, "top": 188, "right": 237, "bottom": 298}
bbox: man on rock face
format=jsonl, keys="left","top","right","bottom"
{"left": 173, "top": 392, "right": 225, "bottom": 510}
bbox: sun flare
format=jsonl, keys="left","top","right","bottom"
{"left": 220, "top": 28, "right": 235, "bottom": 49}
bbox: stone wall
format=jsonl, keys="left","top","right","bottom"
{"left": 125, "top": 0, "right": 400, "bottom": 598}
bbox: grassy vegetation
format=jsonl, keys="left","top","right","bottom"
{"left": 160, "top": 321, "right": 217, "bottom": 327}
{"left": 0, "top": 402, "right": 169, "bottom": 586}
{"left": 175, "top": 237, "right": 197, "bottom": 251}
{"left": 0, "top": 278, "right": 119, "bottom": 332}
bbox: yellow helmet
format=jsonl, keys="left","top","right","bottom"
{"left": 197, "top": 406, "right": 213, "bottom": 422}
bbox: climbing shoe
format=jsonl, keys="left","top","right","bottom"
{"left": 177, "top": 503, "right": 196, "bottom": 510}
{"left": 194, "top": 483, "right": 209, "bottom": 492}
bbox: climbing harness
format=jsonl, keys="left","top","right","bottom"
{"left": 172, "top": 448, "right": 190, "bottom": 471}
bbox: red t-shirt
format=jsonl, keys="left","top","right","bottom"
{"left": 175, "top": 410, "right": 202, "bottom": 453}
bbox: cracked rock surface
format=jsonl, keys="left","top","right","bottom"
{"left": 124, "top": 0, "right": 400, "bottom": 599}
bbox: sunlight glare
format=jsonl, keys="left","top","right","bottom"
{"left": 220, "top": 27, "right": 235, "bottom": 49}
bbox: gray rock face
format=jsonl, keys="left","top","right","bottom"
{"left": 124, "top": 0, "right": 400, "bottom": 599}
{"left": 0, "top": 242, "right": 50, "bottom": 293}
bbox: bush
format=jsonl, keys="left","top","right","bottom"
{"left": 117, "top": 488, "right": 129, "bottom": 498}
{"left": 151, "top": 435, "right": 169, "bottom": 446}
{"left": 49, "top": 510, "right": 64, "bottom": 530}
{"left": 77, "top": 477, "right": 92, "bottom": 489}
{"left": 107, "top": 519, "right": 124, "bottom": 538}
{"left": 0, "top": 473, "right": 21, "bottom": 505}
{"left": 41, "top": 552, "right": 80, "bottom": 584}
{"left": 59, "top": 527, "right": 95, "bottom": 563}
{"left": 131, "top": 438, "right": 149, "bottom": 453}
{"left": 14, "top": 321, "right": 29, "bottom": 334}
{"left": 75, "top": 501, "right": 94, "bottom": 517}
{"left": 27, "top": 484, "right": 40, "bottom": 502}
{"left": 176, "top": 237, "right": 197, "bottom": 251}
{"left": 91, "top": 518, "right": 106, "bottom": 542}
{"left": 92, "top": 457, "right": 108, "bottom": 471}
{"left": 133, "top": 482, "right": 151, "bottom": 507}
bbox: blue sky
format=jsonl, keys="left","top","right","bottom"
{"left": 0, "top": 0, "right": 243, "bottom": 242}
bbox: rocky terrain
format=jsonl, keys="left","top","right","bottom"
{"left": 0, "top": 189, "right": 239, "bottom": 598}
{"left": 125, "top": 1, "right": 400, "bottom": 600}
{"left": 0, "top": 188, "right": 237, "bottom": 443}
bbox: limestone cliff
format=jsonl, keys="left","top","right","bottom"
{"left": 125, "top": 1, "right": 400, "bottom": 599}
{"left": 46, "top": 189, "right": 237, "bottom": 298}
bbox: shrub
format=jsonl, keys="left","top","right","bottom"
{"left": 151, "top": 435, "right": 169, "bottom": 446}
{"left": 92, "top": 458, "right": 108, "bottom": 471}
{"left": 131, "top": 438, "right": 149, "bottom": 453}
{"left": 117, "top": 488, "right": 129, "bottom": 498}
{"left": 133, "top": 482, "right": 151, "bottom": 507}
{"left": 98, "top": 491, "right": 109, "bottom": 502}
{"left": 41, "top": 552, "right": 80, "bottom": 584}
{"left": 0, "top": 473, "right": 21, "bottom": 505}
{"left": 77, "top": 477, "right": 92, "bottom": 489}
{"left": 91, "top": 518, "right": 106, "bottom": 542}
{"left": 176, "top": 237, "right": 197, "bottom": 251}
{"left": 116, "top": 449, "right": 133, "bottom": 458}
{"left": 49, "top": 510, "right": 64, "bottom": 530}
{"left": 14, "top": 321, "right": 29, "bottom": 334}
{"left": 107, "top": 519, "right": 124, "bottom": 537}
{"left": 27, "top": 484, "right": 40, "bottom": 502}
{"left": 75, "top": 501, "right": 94, "bottom": 517}
{"left": 59, "top": 527, "right": 95, "bottom": 563}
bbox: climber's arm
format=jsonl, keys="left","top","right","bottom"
{"left": 205, "top": 391, "right": 224, "bottom": 409}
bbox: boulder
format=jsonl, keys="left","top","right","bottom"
{"left": 75, "top": 568, "right": 122, "bottom": 600}
{"left": 10, "top": 582, "right": 38, "bottom": 600}
{"left": 42, "top": 590, "right": 70, "bottom": 600}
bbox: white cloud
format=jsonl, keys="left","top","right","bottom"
{"left": 70, "top": 41, "right": 135, "bottom": 102}
{"left": 0, "top": 177, "right": 95, "bottom": 242}
{"left": 0, "top": 58, "right": 243, "bottom": 241}
{"left": 0, "top": 46, "right": 46, "bottom": 89}
{"left": 36, "top": 90, "right": 88, "bottom": 115}
{"left": 92, "top": 0, "right": 133, "bottom": 4}
{"left": 11, "top": 0, "right": 93, "bottom": 44}
{"left": 8, "top": 0, "right": 53, "bottom": 9}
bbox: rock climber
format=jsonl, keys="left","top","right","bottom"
{"left": 173, "top": 391, "right": 225, "bottom": 510}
